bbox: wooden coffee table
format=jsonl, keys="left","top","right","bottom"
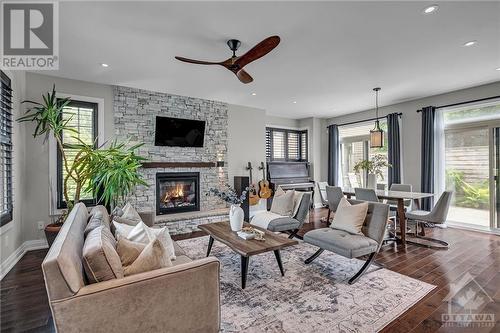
{"left": 198, "top": 221, "right": 298, "bottom": 289}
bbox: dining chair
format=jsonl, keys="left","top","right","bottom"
{"left": 355, "top": 188, "right": 397, "bottom": 243}
{"left": 325, "top": 186, "right": 344, "bottom": 223}
{"left": 354, "top": 188, "right": 380, "bottom": 202}
{"left": 406, "top": 191, "right": 453, "bottom": 249}
{"left": 387, "top": 183, "right": 413, "bottom": 210}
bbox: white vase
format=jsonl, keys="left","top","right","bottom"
{"left": 366, "top": 174, "right": 377, "bottom": 189}
{"left": 229, "top": 204, "right": 244, "bottom": 231}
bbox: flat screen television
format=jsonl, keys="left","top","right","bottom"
{"left": 154, "top": 116, "right": 205, "bottom": 147}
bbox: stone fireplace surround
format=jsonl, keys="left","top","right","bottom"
{"left": 114, "top": 86, "right": 229, "bottom": 234}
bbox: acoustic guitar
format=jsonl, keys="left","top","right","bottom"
{"left": 258, "top": 162, "right": 272, "bottom": 199}
{"left": 246, "top": 162, "right": 260, "bottom": 206}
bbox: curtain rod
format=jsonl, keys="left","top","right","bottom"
{"left": 326, "top": 112, "right": 402, "bottom": 128}
{"left": 416, "top": 95, "right": 500, "bottom": 113}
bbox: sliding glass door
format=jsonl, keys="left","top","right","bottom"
{"left": 493, "top": 127, "right": 500, "bottom": 230}
{"left": 440, "top": 98, "right": 500, "bottom": 231}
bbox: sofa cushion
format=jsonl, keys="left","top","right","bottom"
{"left": 330, "top": 198, "right": 368, "bottom": 235}
{"left": 121, "top": 202, "right": 143, "bottom": 224}
{"left": 84, "top": 216, "right": 107, "bottom": 238}
{"left": 173, "top": 241, "right": 186, "bottom": 257}
{"left": 83, "top": 226, "right": 124, "bottom": 283}
{"left": 89, "top": 206, "right": 110, "bottom": 228}
{"left": 123, "top": 238, "right": 172, "bottom": 276}
{"left": 171, "top": 255, "right": 193, "bottom": 266}
{"left": 304, "top": 228, "right": 378, "bottom": 259}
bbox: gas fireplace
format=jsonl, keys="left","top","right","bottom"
{"left": 156, "top": 172, "right": 200, "bottom": 215}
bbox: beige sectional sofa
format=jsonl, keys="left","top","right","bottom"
{"left": 42, "top": 203, "right": 221, "bottom": 333}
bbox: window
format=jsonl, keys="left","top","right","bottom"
{"left": 57, "top": 100, "right": 98, "bottom": 208}
{"left": 339, "top": 120, "right": 388, "bottom": 187}
{"left": 0, "top": 71, "right": 13, "bottom": 226}
{"left": 440, "top": 98, "right": 500, "bottom": 229}
{"left": 266, "top": 127, "right": 308, "bottom": 162}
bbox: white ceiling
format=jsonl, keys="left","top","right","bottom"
{"left": 42, "top": 1, "right": 500, "bottom": 118}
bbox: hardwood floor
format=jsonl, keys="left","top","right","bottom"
{"left": 1, "top": 208, "right": 499, "bottom": 332}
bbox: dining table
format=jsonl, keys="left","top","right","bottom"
{"left": 342, "top": 187, "right": 435, "bottom": 246}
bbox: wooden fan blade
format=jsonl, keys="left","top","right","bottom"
{"left": 175, "top": 56, "right": 221, "bottom": 65}
{"left": 234, "top": 36, "right": 280, "bottom": 68}
{"left": 236, "top": 69, "right": 253, "bottom": 84}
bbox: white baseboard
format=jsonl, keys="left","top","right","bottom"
{"left": 0, "top": 239, "right": 48, "bottom": 280}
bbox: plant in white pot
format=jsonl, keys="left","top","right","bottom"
{"left": 353, "top": 154, "right": 391, "bottom": 189}
{"left": 207, "top": 184, "right": 248, "bottom": 231}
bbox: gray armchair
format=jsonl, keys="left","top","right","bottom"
{"left": 267, "top": 192, "right": 312, "bottom": 239}
{"left": 303, "top": 199, "right": 389, "bottom": 284}
{"left": 325, "top": 186, "right": 344, "bottom": 223}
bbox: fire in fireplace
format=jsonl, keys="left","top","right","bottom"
{"left": 156, "top": 172, "right": 200, "bottom": 215}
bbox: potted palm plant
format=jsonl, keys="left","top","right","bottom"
{"left": 353, "top": 154, "right": 391, "bottom": 189}
{"left": 18, "top": 86, "right": 147, "bottom": 245}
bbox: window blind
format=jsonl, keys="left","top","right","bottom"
{"left": 266, "top": 127, "right": 308, "bottom": 162}
{"left": 1, "top": 71, "right": 13, "bottom": 226}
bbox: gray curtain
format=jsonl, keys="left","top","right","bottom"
{"left": 328, "top": 124, "right": 339, "bottom": 186}
{"left": 421, "top": 106, "right": 436, "bottom": 211}
{"left": 387, "top": 113, "right": 401, "bottom": 187}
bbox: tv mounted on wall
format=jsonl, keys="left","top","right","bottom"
{"left": 154, "top": 116, "right": 205, "bottom": 147}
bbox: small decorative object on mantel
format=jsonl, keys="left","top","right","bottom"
{"left": 207, "top": 184, "right": 248, "bottom": 231}
{"left": 353, "top": 154, "right": 391, "bottom": 189}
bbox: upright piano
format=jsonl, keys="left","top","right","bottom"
{"left": 266, "top": 161, "right": 315, "bottom": 209}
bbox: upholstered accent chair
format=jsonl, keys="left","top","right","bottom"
{"left": 317, "top": 182, "right": 329, "bottom": 208}
{"left": 325, "top": 186, "right": 344, "bottom": 222}
{"left": 267, "top": 192, "right": 312, "bottom": 239}
{"left": 406, "top": 191, "right": 453, "bottom": 249}
{"left": 303, "top": 199, "right": 389, "bottom": 284}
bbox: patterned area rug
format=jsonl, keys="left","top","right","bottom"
{"left": 178, "top": 236, "right": 435, "bottom": 333}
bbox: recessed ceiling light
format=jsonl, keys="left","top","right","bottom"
{"left": 496, "top": 67, "right": 500, "bottom": 71}
{"left": 101, "top": 63, "right": 109, "bottom": 67}
{"left": 292, "top": 101, "right": 297, "bottom": 104}
{"left": 423, "top": 5, "right": 439, "bottom": 14}
{"left": 251, "top": 92, "right": 257, "bottom": 96}
{"left": 463, "top": 40, "right": 477, "bottom": 47}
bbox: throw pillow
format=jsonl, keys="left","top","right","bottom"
{"left": 85, "top": 216, "right": 107, "bottom": 238}
{"left": 116, "top": 237, "right": 146, "bottom": 266}
{"left": 330, "top": 197, "right": 368, "bottom": 235}
{"left": 113, "top": 215, "right": 141, "bottom": 226}
{"left": 83, "top": 226, "right": 124, "bottom": 283}
{"left": 112, "top": 221, "right": 176, "bottom": 261}
{"left": 122, "top": 238, "right": 172, "bottom": 276}
{"left": 270, "top": 187, "right": 295, "bottom": 217}
{"left": 121, "top": 202, "right": 143, "bottom": 223}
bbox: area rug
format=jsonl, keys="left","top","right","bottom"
{"left": 178, "top": 236, "right": 435, "bottom": 333}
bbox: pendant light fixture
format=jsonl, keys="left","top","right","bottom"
{"left": 370, "top": 87, "right": 384, "bottom": 148}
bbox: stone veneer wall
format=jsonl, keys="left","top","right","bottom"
{"left": 113, "top": 86, "right": 229, "bottom": 224}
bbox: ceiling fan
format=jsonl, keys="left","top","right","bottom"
{"left": 175, "top": 36, "right": 280, "bottom": 84}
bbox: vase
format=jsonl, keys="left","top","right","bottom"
{"left": 229, "top": 204, "right": 244, "bottom": 231}
{"left": 366, "top": 174, "right": 377, "bottom": 189}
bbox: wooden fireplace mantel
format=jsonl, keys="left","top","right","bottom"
{"left": 141, "top": 161, "right": 217, "bottom": 168}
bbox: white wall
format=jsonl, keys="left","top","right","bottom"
{"left": 0, "top": 70, "right": 26, "bottom": 273}
{"left": 325, "top": 80, "right": 500, "bottom": 191}
{"left": 266, "top": 115, "right": 299, "bottom": 128}
{"left": 227, "top": 104, "right": 267, "bottom": 186}
{"left": 23, "top": 73, "right": 114, "bottom": 243}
